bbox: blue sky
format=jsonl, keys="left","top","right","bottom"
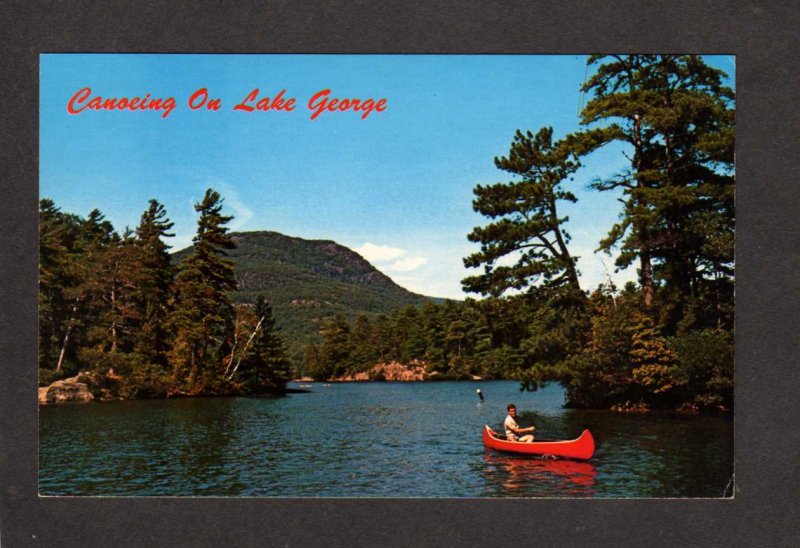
{"left": 40, "top": 54, "right": 734, "bottom": 299}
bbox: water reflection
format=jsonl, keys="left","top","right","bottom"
{"left": 483, "top": 453, "right": 597, "bottom": 497}
{"left": 40, "top": 381, "right": 733, "bottom": 497}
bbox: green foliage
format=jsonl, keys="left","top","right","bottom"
{"left": 629, "top": 315, "right": 684, "bottom": 397}
{"left": 167, "top": 189, "right": 238, "bottom": 389}
{"left": 318, "top": 314, "right": 354, "bottom": 378}
{"left": 563, "top": 287, "right": 641, "bottom": 408}
{"left": 76, "top": 348, "right": 170, "bottom": 399}
{"left": 301, "top": 297, "right": 535, "bottom": 381}
{"left": 229, "top": 297, "right": 293, "bottom": 393}
{"left": 518, "top": 287, "right": 590, "bottom": 384}
{"left": 39, "top": 190, "right": 295, "bottom": 400}
{"left": 561, "top": 285, "right": 731, "bottom": 411}
{"left": 172, "top": 230, "right": 434, "bottom": 364}
{"left": 132, "top": 200, "right": 175, "bottom": 365}
{"left": 670, "top": 329, "right": 733, "bottom": 407}
{"left": 463, "top": 127, "right": 583, "bottom": 297}
{"left": 454, "top": 55, "right": 735, "bottom": 410}
{"left": 302, "top": 343, "right": 327, "bottom": 380}
{"left": 39, "top": 55, "right": 735, "bottom": 413}
{"left": 575, "top": 54, "right": 735, "bottom": 315}
{"left": 38, "top": 199, "right": 84, "bottom": 370}
{"left": 38, "top": 368, "right": 71, "bottom": 387}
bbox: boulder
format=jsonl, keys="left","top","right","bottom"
{"left": 39, "top": 375, "right": 95, "bottom": 404}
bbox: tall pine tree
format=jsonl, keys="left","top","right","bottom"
{"left": 133, "top": 200, "right": 175, "bottom": 365}
{"left": 168, "top": 189, "right": 237, "bottom": 391}
{"left": 463, "top": 126, "right": 591, "bottom": 386}
{"left": 39, "top": 199, "right": 82, "bottom": 373}
{"left": 577, "top": 54, "right": 734, "bottom": 319}
{"left": 463, "top": 127, "right": 584, "bottom": 297}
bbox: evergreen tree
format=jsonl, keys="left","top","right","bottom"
{"left": 69, "top": 210, "right": 122, "bottom": 366}
{"left": 77, "top": 226, "right": 151, "bottom": 381}
{"left": 303, "top": 343, "right": 326, "bottom": 380}
{"left": 670, "top": 328, "right": 733, "bottom": 408}
{"left": 229, "top": 297, "right": 293, "bottom": 392}
{"left": 563, "top": 286, "right": 640, "bottom": 408}
{"left": 397, "top": 305, "right": 427, "bottom": 362}
{"left": 349, "top": 314, "right": 376, "bottom": 371}
{"left": 82, "top": 228, "right": 141, "bottom": 355}
{"left": 371, "top": 314, "right": 392, "bottom": 364}
{"left": 419, "top": 301, "right": 446, "bottom": 372}
{"left": 517, "top": 286, "right": 590, "bottom": 388}
{"left": 168, "top": 189, "right": 237, "bottom": 390}
{"left": 577, "top": 54, "right": 735, "bottom": 315}
{"left": 39, "top": 199, "right": 83, "bottom": 373}
{"left": 629, "top": 313, "right": 683, "bottom": 398}
{"left": 463, "top": 126, "right": 584, "bottom": 297}
{"left": 318, "top": 314, "right": 353, "bottom": 378}
{"left": 133, "top": 200, "right": 175, "bottom": 365}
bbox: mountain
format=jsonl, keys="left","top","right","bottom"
{"left": 173, "top": 231, "right": 436, "bottom": 362}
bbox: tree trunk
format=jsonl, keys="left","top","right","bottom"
{"left": 641, "top": 252, "right": 654, "bottom": 307}
{"left": 228, "top": 316, "right": 264, "bottom": 380}
{"left": 188, "top": 343, "right": 198, "bottom": 386}
{"left": 56, "top": 303, "right": 78, "bottom": 372}
{"left": 549, "top": 200, "right": 582, "bottom": 294}
{"left": 627, "top": 66, "right": 654, "bottom": 309}
{"left": 224, "top": 316, "right": 242, "bottom": 377}
{"left": 110, "top": 286, "right": 118, "bottom": 352}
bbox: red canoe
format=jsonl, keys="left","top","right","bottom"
{"left": 483, "top": 425, "right": 595, "bottom": 460}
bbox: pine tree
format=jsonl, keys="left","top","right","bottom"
{"left": 576, "top": 55, "right": 735, "bottom": 315}
{"left": 420, "top": 301, "right": 446, "bottom": 372}
{"left": 39, "top": 199, "right": 83, "bottom": 373}
{"left": 303, "top": 343, "right": 325, "bottom": 380}
{"left": 629, "top": 313, "right": 683, "bottom": 397}
{"left": 87, "top": 229, "right": 141, "bottom": 355}
{"left": 371, "top": 314, "right": 392, "bottom": 364}
{"left": 349, "top": 314, "right": 376, "bottom": 371}
{"left": 228, "top": 297, "right": 293, "bottom": 392}
{"left": 168, "top": 189, "right": 237, "bottom": 390}
{"left": 463, "top": 126, "right": 584, "bottom": 298}
{"left": 69, "top": 210, "right": 121, "bottom": 367}
{"left": 318, "top": 314, "right": 353, "bottom": 379}
{"left": 133, "top": 200, "right": 175, "bottom": 365}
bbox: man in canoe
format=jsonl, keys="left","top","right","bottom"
{"left": 504, "top": 404, "right": 536, "bottom": 442}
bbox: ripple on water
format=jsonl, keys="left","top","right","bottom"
{"left": 39, "top": 382, "right": 733, "bottom": 498}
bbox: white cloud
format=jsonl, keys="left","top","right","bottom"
{"left": 354, "top": 242, "right": 407, "bottom": 263}
{"left": 386, "top": 256, "right": 428, "bottom": 272}
{"left": 226, "top": 196, "right": 254, "bottom": 232}
{"left": 214, "top": 183, "right": 253, "bottom": 232}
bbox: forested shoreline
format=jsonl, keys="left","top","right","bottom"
{"left": 308, "top": 55, "right": 734, "bottom": 412}
{"left": 39, "top": 55, "right": 733, "bottom": 411}
{"left": 39, "top": 190, "right": 293, "bottom": 400}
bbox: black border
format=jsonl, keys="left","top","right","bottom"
{"left": 3, "top": 1, "right": 800, "bottom": 546}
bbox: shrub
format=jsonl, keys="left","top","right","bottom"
{"left": 670, "top": 329, "right": 733, "bottom": 408}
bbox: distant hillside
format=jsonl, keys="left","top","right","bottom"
{"left": 172, "top": 231, "right": 437, "bottom": 362}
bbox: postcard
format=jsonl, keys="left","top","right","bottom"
{"left": 38, "top": 53, "right": 735, "bottom": 498}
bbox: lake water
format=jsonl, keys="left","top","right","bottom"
{"left": 39, "top": 381, "right": 734, "bottom": 498}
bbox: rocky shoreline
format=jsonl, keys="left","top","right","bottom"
{"left": 38, "top": 361, "right": 484, "bottom": 404}
{"left": 327, "top": 360, "right": 485, "bottom": 382}
{"left": 38, "top": 373, "right": 96, "bottom": 404}
{"left": 331, "top": 360, "right": 428, "bottom": 382}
